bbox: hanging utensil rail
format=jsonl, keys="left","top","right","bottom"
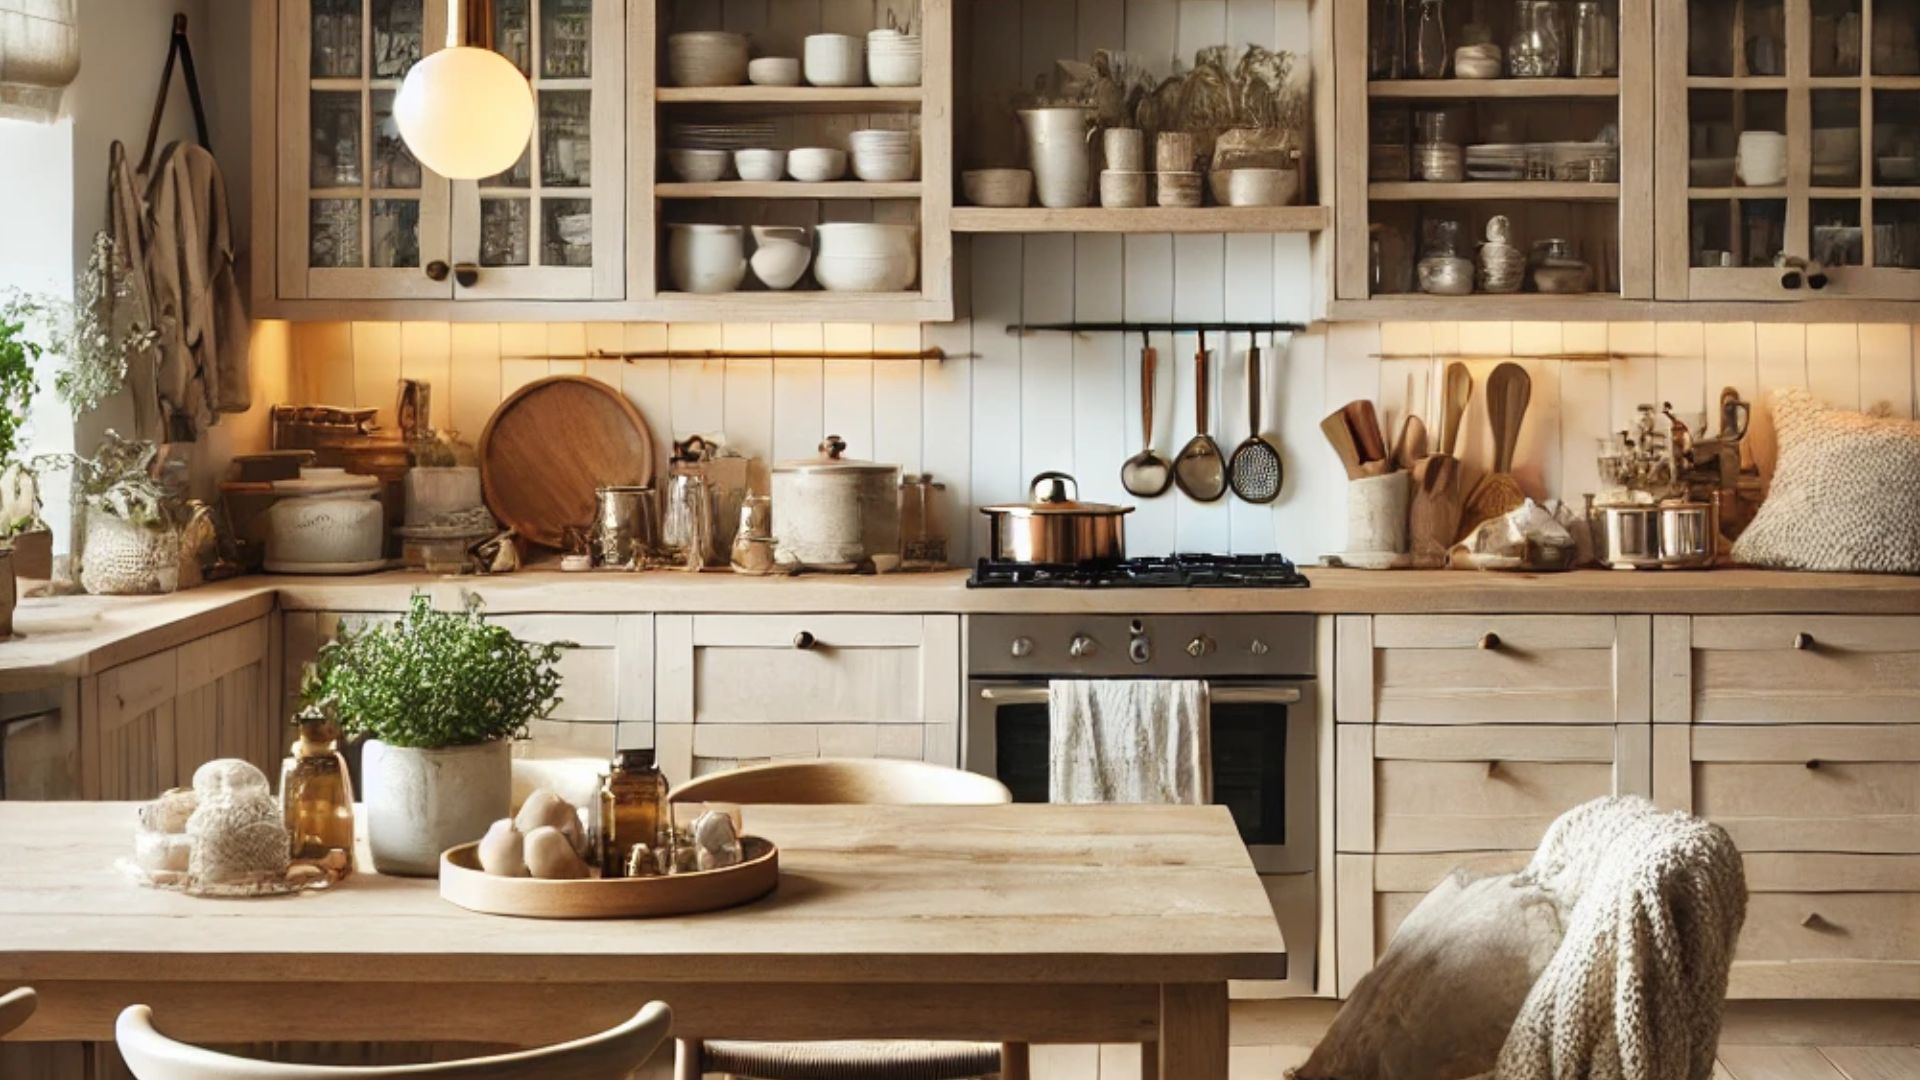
{"left": 508, "top": 347, "right": 948, "bottom": 363}
{"left": 1008, "top": 321, "right": 1307, "bottom": 336}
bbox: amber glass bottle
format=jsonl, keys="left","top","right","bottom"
{"left": 280, "top": 713, "right": 356, "bottom": 880}
{"left": 599, "top": 749, "right": 670, "bottom": 877}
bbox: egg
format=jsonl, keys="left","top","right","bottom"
{"left": 514, "top": 789, "right": 586, "bottom": 856}
{"left": 477, "top": 818, "right": 528, "bottom": 877}
{"left": 524, "top": 825, "right": 590, "bottom": 880}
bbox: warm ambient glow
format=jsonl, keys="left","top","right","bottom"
{"left": 394, "top": 0, "right": 534, "bottom": 180}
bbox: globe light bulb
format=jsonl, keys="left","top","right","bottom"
{"left": 394, "top": 1, "right": 534, "bottom": 180}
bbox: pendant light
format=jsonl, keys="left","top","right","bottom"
{"left": 394, "top": 0, "right": 534, "bottom": 180}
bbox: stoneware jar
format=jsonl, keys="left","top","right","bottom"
{"left": 667, "top": 224, "right": 748, "bottom": 294}
{"left": 750, "top": 225, "right": 813, "bottom": 290}
{"left": 361, "top": 738, "right": 511, "bottom": 877}
{"left": 771, "top": 436, "right": 901, "bottom": 571}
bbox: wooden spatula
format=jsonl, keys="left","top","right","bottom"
{"left": 1321, "top": 410, "right": 1365, "bottom": 480}
{"left": 1442, "top": 362, "right": 1472, "bottom": 457}
{"left": 1392, "top": 414, "right": 1428, "bottom": 471}
{"left": 1408, "top": 454, "right": 1464, "bottom": 569}
{"left": 1459, "top": 362, "right": 1533, "bottom": 538}
{"left": 1343, "top": 399, "right": 1388, "bottom": 465}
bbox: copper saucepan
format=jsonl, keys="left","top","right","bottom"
{"left": 980, "top": 472, "right": 1134, "bottom": 564}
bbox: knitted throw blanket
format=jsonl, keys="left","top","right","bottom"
{"left": 1494, "top": 797, "right": 1747, "bottom": 1080}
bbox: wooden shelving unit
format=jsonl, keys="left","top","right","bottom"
{"left": 657, "top": 181, "right": 924, "bottom": 200}
{"left": 1368, "top": 77, "right": 1620, "bottom": 98}
{"left": 1369, "top": 181, "right": 1622, "bottom": 202}
{"left": 950, "top": 206, "right": 1331, "bottom": 234}
{"left": 656, "top": 85, "right": 924, "bottom": 111}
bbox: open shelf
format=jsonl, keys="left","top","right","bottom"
{"left": 950, "top": 205, "right": 1331, "bottom": 234}
{"left": 656, "top": 181, "right": 923, "bottom": 200}
{"left": 1369, "top": 77, "right": 1619, "bottom": 99}
{"left": 656, "top": 85, "right": 924, "bottom": 112}
{"left": 1369, "top": 181, "right": 1621, "bottom": 201}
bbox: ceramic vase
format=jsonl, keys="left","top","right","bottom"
{"left": 1017, "top": 106, "right": 1095, "bottom": 208}
{"left": 750, "top": 226, "right": 813, "bottom": 290}
{"left": 361, "top": 738, "right": 511, "bottom": 876}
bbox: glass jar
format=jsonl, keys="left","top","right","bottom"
{"left": 1413, "top": 108, "right": 1463, "bottom": 181}
{"left": 1417, "top": 217, "right": 1475, "bottom": 295}
{"left": 281, "top": 713, "right": 356, "bottom": 881}
{"left": 1413, "top": 0, "right": 1450, "bottom": 77}
{"left": 599, "top": 749, "right": 671, "bottom": 877}
{"left": 1509, "top": 0, "right": 1566, "bottom": 77}
{"left": 898, "top": 474, "right": 949, "bottom": 570}
{"left": 1571, "top": 1, "right": 1617, "bottom": 76}
{"left": 1368, "top": 0, "right": 1405, "bottom": 77}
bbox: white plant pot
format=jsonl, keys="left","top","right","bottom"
{"left": 361, "top": 738, "right": 511, "bottom": 877}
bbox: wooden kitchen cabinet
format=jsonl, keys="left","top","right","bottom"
{"left": 653, "top": 613, "right": 961, "bottom": 786}
{"left": 83, "top": 616, "right": 280, "bottom": 800}
{"left": 257, "top": 0, "right": 627, "bottom": 315}
{"left": 282, "top": 610, "right": 651, "bottom": 756}
{"left": 0, "top": 685, "right": 80, "bottom": 800}
{"left": 1649, "top": 613, "right": 1920, "bottom": 1000}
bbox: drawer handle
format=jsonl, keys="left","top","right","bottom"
{"left": 425, "top": 260, "right": 450, "bottom": 282}
{"left": 1792, "top": 632, "right": 1815, "bottom": 651}
{"left": 1478, "top": 632, "right": 1502, "bottom": 651}
{"left": 792, "top": 631, "right": 818, "bottom": 651}
{"left": 1801, "top": 912, "right": 1833, "bottom": 931}
{"left": 1805, "top": 758, "right": 1822, "bottom": 770}
{"left": 1484, "top": 759, "right": 1502, "bottom": 778}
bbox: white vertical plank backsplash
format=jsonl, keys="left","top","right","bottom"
{"left": 276, "top": 2, "right": 1920, "bottom": 567}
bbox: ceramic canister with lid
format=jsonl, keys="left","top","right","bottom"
{"left": 264, "top": 468, "right": 386, "bottom": 573}
{"left": 770, "top": 436, "right": 901, "bottom": 571}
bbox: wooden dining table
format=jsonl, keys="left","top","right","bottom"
{"left": 0, "top": 801, "right": 1284, "bottom": 1078}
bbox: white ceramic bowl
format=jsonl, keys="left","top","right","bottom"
{"left": 667, "top": 148, "right": 731, "bottom": 182}
{"left": 667, "top": 32, "right": 749, "bottom": 87}
{"left": 814, "top": 222, "right": 917, "bottom": 292}
{"left": 734, "top": 148, "right": 789, "bottom": 182}
{"left": 787, "top": 146, "right": 848, "bottom": 181}
{"left": 749, "top": 225, "right": 813, "bottom": 290}
{"left": 867, "top": 36, "right": 923, "bottom": 86}
{"left": 804, "top": 33, "right": 865, "bottom": 86}
{"left": 816, "top": 222, "right": 916, "bottom": 257}
{"left": 852, "top": 150, "right": 915, "bottom": 182}
{"left": 747, "top": 56, "right": 802, "bottom": 86}
{"left": 1099, "top": 169, "right": 1149, "bottom": 208}
{"left": 667, "top": 224, "right": 748, "bottom": 294}
{"left": 962, "top": 168, "right": 1033, "bottom": 207}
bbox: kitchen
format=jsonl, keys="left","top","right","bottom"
{"left": 3, "top": 0, "right": 1920, "bottom": 1078}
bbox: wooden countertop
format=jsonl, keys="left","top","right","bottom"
{"left": 6, "top": 566, "right": 1919, "bottom": 689}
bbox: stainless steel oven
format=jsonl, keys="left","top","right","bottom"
{"left": 965, "top": 614, "right": 1317, "bottom": 875}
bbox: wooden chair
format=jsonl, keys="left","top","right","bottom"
{"left": 669, "top": 758, "right": 1025, "bottom": 1080}
{"left": 0, "top": 987, "right": 35, "bottom": 1038}
{"left": 114, "top": 1002, "right": 673, "bottom": 1080}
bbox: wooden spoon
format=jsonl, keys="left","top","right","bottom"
{"left": 1408, "top": 453, "right": 1464, "bottom": 568}
{"left": 1393, "top": 414, "right": 1428, "bottom": 472}
{"left": 1343, "top": 399, "right": 1388, "bottom": 465}
{"left": 1320, "top": 410, "right": 1365, "bottom": 480}
{"left": 1442, "top": 362, "right": 1473, "bottom": 457}
{"left": 1460, "top": 362, "right": 1533, "bottom": 538}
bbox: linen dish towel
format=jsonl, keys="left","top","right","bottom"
{"left": 1048, "top": 680, "right": 1211, "bottom": 805}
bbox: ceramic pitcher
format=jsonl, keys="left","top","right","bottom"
{"left": 1017, "top": 106, "right": 1096, "bottom": 208}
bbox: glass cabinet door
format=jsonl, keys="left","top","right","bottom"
{"left": 1659, "top": 0, "right": 1920, "bottom": 299}
{"left": 449, "top": 0, "right": 624, "bottom": 301}
{"left": 281, "top": 0, "right": 453, "bottom": 300}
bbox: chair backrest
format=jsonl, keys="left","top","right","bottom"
{"left": 0, "top": 987, "right": 35, "bottom": 1038}
{"left": 672, "top": 758, "right": 1012, "bottom": 807}
{"left": 114, "top": 1002, "right": 672, "bottom": 1080}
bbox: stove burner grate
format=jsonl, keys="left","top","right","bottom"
{"left": 966, "top": 553, "right": 1311, "bottom": 589}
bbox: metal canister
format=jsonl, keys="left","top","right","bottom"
{"left": 591, "top": 486, "right": 659, "bottom": 569}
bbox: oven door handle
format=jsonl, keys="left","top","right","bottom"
{"left": 977, "top": 686, "right": 1303, "bottom": 706}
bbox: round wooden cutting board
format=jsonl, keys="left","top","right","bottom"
{"left": 479, "top": 376, "right": 656, "bottom": 550}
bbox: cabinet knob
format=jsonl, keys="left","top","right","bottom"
{"left": 453, "top": 262, "right": 480, "bottom": 288}
{"left": 1793, "top": 632, "right": 1815, "bottom": 651}
{"left": 1009, "top": 636, "right": 1034, "bottom": 659}
{"left": 1801, "top": 911, "right": 1831, "bottom": 930}
{"left": 792, "top": 631, "right": 817, "bottom": 650}
{"left": 1186, "top": 635, "right": 1213, "bottom": 658}
{"left": 1249, "top": 639, "right": 1270, "bottom": 656}
{"left": 1478, "top": 632, "right": 1502, "bottom": 651}
{"left": 425, "top": 260, "right": 450, "bottom": 282}
{"left": 1804, "top": 758, "right": 1822, "bottom": 770}
{"left": 1069, "top": 634, "right": 1097, "bottom": 659}
{"left": 1484, "top": 759, "right": 1502, "bottom": 778}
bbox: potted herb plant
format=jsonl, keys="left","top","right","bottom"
{"left": 302, "top": 593, "right": 567, "bottom": 876}
{"left": 0, "top": 308, "right": 51, "bottom": 588}
{"left": 36, "top": 433, "right": 179, "bottom": 595}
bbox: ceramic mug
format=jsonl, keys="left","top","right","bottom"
{"left": 1736, "top": 130, "right": 1788, "bottom": 186}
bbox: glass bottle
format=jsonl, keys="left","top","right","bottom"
{"left": 280, "top": 712, "right": 356, "bottom": 881}
{"left": 1571, "top": 1, "right": 1617, "bottom": 76}
{"left": 1413, "top": 0, "right": 1450, "bottom": 77}
{"left": 1510, "top": 0, "right": 1565, "bottom": 76}
{"left": 599, "top": 749, "right": 671, "bottom": 877}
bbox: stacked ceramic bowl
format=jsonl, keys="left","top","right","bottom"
{"left": 814, "top": 223, "right": 918, "bottom": 292}
{"left": 849, "top": 129, "right": 915, "bottom": 181}
{"left": 804, "top": 32, "right": 865, "bottom": 86}
{"left": 666, "top": 32, "right": 749, "bottom": 86}
{"left": 866, "top": 29, "right": 923, "bottom": 86}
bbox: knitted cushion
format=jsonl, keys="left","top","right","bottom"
{"left": 701, "top": 1039, "right": 1001, "bottom": 1080}
{"left": 1732, "top": 387, "right": 1920, "bottom": 575}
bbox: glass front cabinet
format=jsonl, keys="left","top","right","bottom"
{"left": 1656, "top": 0, "right": 1920, "bottom": 300}
{"left": 273, "top": 0, "right": 625, "bottom": 305}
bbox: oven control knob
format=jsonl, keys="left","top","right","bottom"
{"left": 1186, "top": 635, "right": 1214, "bottom": 658}
{"left": 1129, "top": 636, "right": 1152, "bottom": 664}
{"left": 1009, "top": 636, "right": 1034, "bottom": 659}
{"left": 1069, "top": 635, "right": 1097, "bottom": 659}
{"left": 1249, "top": 639, "right": 1270, "bottom": 656}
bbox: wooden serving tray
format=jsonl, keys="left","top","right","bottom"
{"left": 438, "top": 837, "right": 778, "bottom": 919}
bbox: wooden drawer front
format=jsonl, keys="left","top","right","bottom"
{"left": 1689, "top": 616, "right": 1920, "bottom": 724}
{"left": 1374, "top": 725, "right": 1623, "bottom": 853}
{"left": 1686, "top": 726, "right": 1920, "bottom": 854}
{"left": 1355, "top": 616, "right": 1645, "bottom": 725}
{"left": 1728, "top": 853, "right": 1920, "bottom": 999}
{"left": 656, "top": 615, "right": 961, "bottom": 785}
{"left": 488, "top": 614, "right": 651, "bottom": 755}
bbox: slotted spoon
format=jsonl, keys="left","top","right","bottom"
{"left": 1173, "top": 331, "right": 1227, "bottom": 502}
{"left": 1229, "top": 333, "right": 1284, "bottom": 503}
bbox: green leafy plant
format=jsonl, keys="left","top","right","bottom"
{"left": 301, "top": 593, "right": 569, "bottom": 750}
{"left": 0, "top": 312, "right": 40, "bottom": 469}
{"left": 34, "top": 431, "right": 173, "bottom": 529}
{"left": 3, "top": 232, "right": 159, "bottom": 419}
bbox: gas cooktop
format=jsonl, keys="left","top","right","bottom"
{"left": 966, "top": 553, "right": 1311, "bottom": 589}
